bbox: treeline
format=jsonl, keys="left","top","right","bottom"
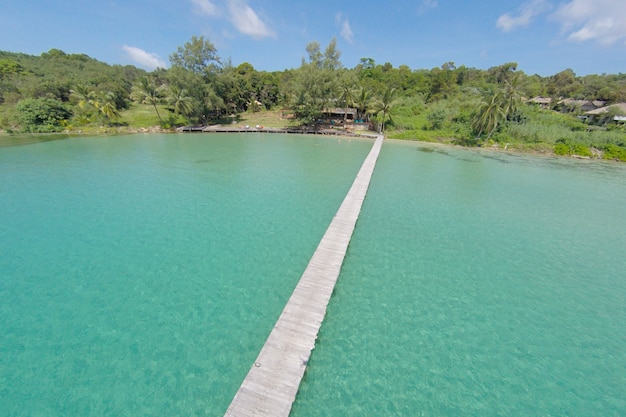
{"left": 1, "top": 36, "right": 625, "bottom": 159}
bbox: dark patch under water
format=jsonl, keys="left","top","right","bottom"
{"left": 0, "top": 133, "right": 72, "bottom": 147}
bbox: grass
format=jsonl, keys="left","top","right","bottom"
{"left": 116, "top": 107, "right": 299, "bottom": 130}
{"left": 382, "top": 98, "right": 626, "bottom": 160}
{"left": 119, "top": 104, "right": 168, "bottom": 128}
{"left": 3, "top": 99, "right": 624, "bottom": 161}
{"left": 230, "top": 109, "right": 299, "bottom": 129}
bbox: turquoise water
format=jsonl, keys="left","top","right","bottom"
{"left": 2, "top": 135, "right": 625, "bottom": 416}
{"left": 0, "top": 133, "right": 372, "bottom": 416}
{"left": 291, "top": 142, "right": 626, "bottom": 416}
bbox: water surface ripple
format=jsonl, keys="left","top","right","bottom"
{"left": 0, "top": 133, "right": 372, "bottom": 417}
{"left": 291, "top": 141, "right": 626, "bottom": 417}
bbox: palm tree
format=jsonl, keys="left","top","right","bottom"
{"left": 501, "top": 74, "right": 522, "bottom": 122}
{"left": 167, "top": 85, "right": 194, "bottom": 119}
{"left": 472, "top": 92, "right": 506, "bottom": 139}
{"left": 131, "top": 76, "right": 166, "bottom": 123}
{"left": 354, "top": 87, "right": 372, "bottom": 122}
{"left": 203, "top": 87, "right": 226, "bottom": 121}
{"left": 338, "top": 74, "right": 356, "bottom": 123}
{"left": 70, "top": 86, "right": 119, "bottom": 124}
{"left": 373, "top": 87, "right": 397, "bottom": 133}
{"left": 70, "top": 84, "right": 95, "bottom": 109}
{"left": 98, "top": 91, "right": 120, "bottom": 121}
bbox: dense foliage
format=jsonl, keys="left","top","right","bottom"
{"left": 15, "top": 97, "right": 72, "bottom": 132}
{"left": 1, "top": 38, "right": 625, "bottom": 160}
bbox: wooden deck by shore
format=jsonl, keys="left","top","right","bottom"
{"left": 224, "top": 135, "right": 384, "bottom": 417}
{"left": 179, "top": 125, "right": 377, "bottom": 138}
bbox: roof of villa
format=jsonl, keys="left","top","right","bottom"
{"left": 585, "top": 102, "right": 626, "bottom": 115}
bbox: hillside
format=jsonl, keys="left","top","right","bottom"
{"left": 1, "top": 42, "right": 625, "bottom": 161}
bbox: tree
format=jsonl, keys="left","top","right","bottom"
{"left": 292, "top": 40, "right": 342, "bottom": 124}
{"left": 373, "top": 87, "right": 397, "bottom": 133}
{"left": 15, "top": 97, "right": 72, "bottom": 132}
{"left": 323, "top": 38, "right": 342, "bottom": 70}
{"left": 70, "top": 86, "right": 120, "bottom": 124}
{"left": 97, "top": 91, "right": 120, "bottom": 121}
{"left": 470, "top": 72, "right": 523, "bottom": 140}
{"left": 214, "top": 68, "right": 245, "bottom": 114}
{"left": 501, "top": 74, "right": 523, "bottom": 122}
{"left": 167, "top": 85, "right": 194, "bottom": 119}
{"left": 338, "top": 72, "right": 356, "bottom": 122}
{"left": 131, "top": 76, "right": 166, "bottom": 123}
{"left": 206, "top": 88, "right": 226, "bottom": 119}
{"left": 162, "top": 66, "right": 206, "bottom": 122}
{"left": 305, "top": 41, "right": 323, "bottom": 68}
{"left": 256, "top": 71, "right": 280, "bottom": 109}
{"left": 70, "top": 84, "right": 95, "bottom": 109}
{"left": 471, "top": 92, "right": 506, "bottom": 139}
{"left": 426, "top": 104, "right": 450, "bottom": 130}
{"left": 428, "top": 63, "right": 458, "bottom": 101}
{"left": 356, "top": 58, "right": 375, "bottom": 78}
{"left": 597, "top": 86, "right": 617, "bottom": 103}
{"left": 547, "top": 69, "right": 582, "bottom": 98}
{"left": 354, "top": 87, "right": 373, "bottom": 121}
{"left": 488, "top": 62, "right": 518, "bottom": 85}
{"left": 0, "top": 59, "right": 23, "bottom": 80}
{"left": 291, "top": 63, "right": 329, "bottom": 124}
{"left": 169, "top": 36, "right": 220, "bottom": 76}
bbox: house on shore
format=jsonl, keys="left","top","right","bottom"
{"left": 584, "top": 102, "right": 626, "bottom": 125}
{"left": 557, "top": 99, "right": 606, "bottom": 113}
{"left": 322, "top": 107, "right": 357, "bottom": 121}
{"left": 527, "top": 96, "right": 552, "bottom": 108}
{"left": 321, "top": 108, "right": 372, "bottom": 131}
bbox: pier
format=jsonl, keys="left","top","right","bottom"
{"left": 224, "top": 135, "right": 384, "bottom": 417}
{"left": 180, "top": 125, "right": 377, "bottom": 138}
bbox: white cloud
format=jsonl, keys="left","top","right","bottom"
{"left": 335, "top": 13, "right": 354, "bottom": 44}
{"left": 418, "top": 0, "right": 438, "bottom": 14}
{"left": 191, "top": 0, "right": 218, "bottom": 16}
{"left": 227, "top": 0, "right": 275, "bottom": 39}
{"left": 552, "top": 0, "right": 626, "bottom": 45}
{"left": 122, "top": 45, "right": 166, "bottom": 70}
{"left": 496, "top": 0, "right": 551, "bottom": 32}
{"left": 341, "top": 20, "right": 354, "bottom": 44}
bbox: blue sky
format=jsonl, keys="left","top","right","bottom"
{"left": 1, "top": 0, "right": 625, "bottom": 76}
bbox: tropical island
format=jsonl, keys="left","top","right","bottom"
{"left": 1, "top": 36, "right": 625, "bottom": 161}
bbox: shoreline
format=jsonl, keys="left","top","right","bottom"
{"left": 177, "top": 124, "right": 379, "bottom": 139}
{"left": 1, "top": 127, "right": 624, "bottom": 164}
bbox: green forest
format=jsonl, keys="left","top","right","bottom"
{"left": 1, "top": 36, "right": 625, "bottom": 160}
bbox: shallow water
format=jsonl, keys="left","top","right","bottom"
{"left": 0, "top": 133, "right": 372, "bottom": 416}
{"left": 291, "top": 141, "right": 626, "bottom": 416}
{"left": 1, "top": 135, "right": 625, "bottom": 416}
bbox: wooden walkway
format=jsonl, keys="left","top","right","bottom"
{"left": 179, "top": 125, "right": 378, "bottom": 138}
{"left": 224, "top": 135, "right": 384, "bottom": 417}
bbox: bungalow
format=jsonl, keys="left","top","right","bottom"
{"left": 322, "top": 107, "right": 357, "bottom": 121}
{"left": 527, "top": 96, "right": 552, "bottom": 108}
{"left": 584, "top": 102, "right": 626, "bottom": 125}
{"left": 557, "top": 99, "right": 606, "bottom": 113}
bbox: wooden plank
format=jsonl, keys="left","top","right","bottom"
{"left": 224, "top": 135, "right": 384, "bottom": 417}
{"left": 181, "top": 125, "right": 379, "bottom": 138}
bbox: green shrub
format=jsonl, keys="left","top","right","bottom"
{"left": 571, "top": 144, "right": 593, "bottom": 157}
{"left": 15, "top": 98, "right": 72, "bottom": 132}
{"left": 426, "top": 108, "right": 448, "bottom": 130}
{"left": 554, "top": 143, "right": 569, "bottom": 155}
{"left": 603, "top": 144, "right": 626, "bottom": 161}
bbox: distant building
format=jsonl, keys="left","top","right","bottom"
{"left": 584, "top": 103, "right": 626, "bottom": 124}
{"left": 557, "top": 99, "right": 606, "bottom": 113}
{"left": 527, "top": 96, "right": 552, "bottom": 108}
{"left": 322, "top": 107, "right": 357, "bottom": 121}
